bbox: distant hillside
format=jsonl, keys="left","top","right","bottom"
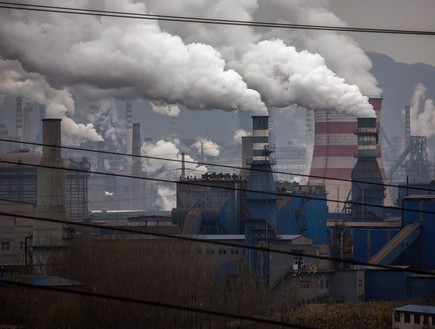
{"left": 368, "top": 52, "right": 435, "bottom": 139}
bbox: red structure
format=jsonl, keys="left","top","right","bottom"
{"left": 308, "top": 97, "right": 391, "bottom": 212}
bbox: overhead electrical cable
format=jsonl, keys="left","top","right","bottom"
{"left": 1, "top": 210, "right": 435, "bottom": 276}
{"left": 0, "top": 278, "right": 317, "bottom": 329}
{"left": 1, "top": 138, "right": 434, "bottom": 194}
{"left": 2, "top": 158, "right": 435, "bottom": 217}
{"left": 0, "top": 1, "right": 434, "bottom": 36}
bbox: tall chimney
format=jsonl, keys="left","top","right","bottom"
{"left": 252, "top": 116, "right": 271, "bottom": 163}
{"left": 309, "top": 97, "right": 392, "bottom": 210}
{"left": 16, "top": 97, "right": 23, "bottom": 146}
{"left": 33, "top": 119, "right": 70, "bottom": 263}
{"left": 131, "top": 123, "right": 143, "bottom": 209}
{"left": 23, "top": 102, "right": 35, "bottom": 146}
{"left": 125, "top": 101, "right": 133, "bottom": 172}
{"left": 404, "top": 105, "right": 411, "bottom": 141}
{"left": 245, "top": 116, "right": 277, "bottom": 228}
{"left": 126, "top": 101, "right": 133, "bottom": 154}
{"left": 351, "top": 117, "right": 384, "bottom": 221}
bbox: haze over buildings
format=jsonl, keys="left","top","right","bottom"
{"left": 0, "top": 1, "right": 435, "bottom": 327}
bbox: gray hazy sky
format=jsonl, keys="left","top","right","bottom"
{"left": 330, "top": 0, "right": 435, "bottom": 66}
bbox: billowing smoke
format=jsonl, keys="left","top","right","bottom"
{"left": 233, "top": 40, "right": 375, "bottom": 117}
{"left": 87, "top": 99, "right": 124, "bottom": 150}
{"left": 0, "top": 58, "right": 102, "bottom": 145}
{"left": 141, "top": 138, "right": 207, "bottom": 210}
{"left": 151, "top": 102, "right": 181, "bottom": 117}
{"left": 0, "top": 0, "right": 380, "bottom": 122}
{"left": 233, "top": 129, "right": 252, "bottom": 143}
{"left": 0, "top": 1, "right": 266, "bottom": 115}
{"left": 410, "top": 83, "right": 435, "bottom": 137}
{"left": 146, "top": 0, "right": 378, "bottom": 117}
{"left": 253, "top": 0, "right": 381, "bottom": 97}
{"left": 191, "top": 138, "right": 220, "bottom": 157}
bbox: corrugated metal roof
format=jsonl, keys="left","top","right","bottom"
{"left": 394, "top": 305, "right": 435, "bottom": 314}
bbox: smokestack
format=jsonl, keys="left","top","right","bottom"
{"left": 245, "top": 116, "right": 277, "bottom": 228}
{"left": 131, "top": 123, "right": 143, "bottom": 210}
{"left": 34, "top": 119, "right": 70, "bottom": 254}
{"left": 23, "top": 102, "right": 35, "bottom": 146}
{"left": 404, "top": 105, "right": 411, "bottom": 141}
{"left": 252, "top": 116, "right": 271, "bottom": 163}
{"left": 306, "top": 109, "right": 312, "bottom": 147}
{"left": 126, "top": 101, "right": 133, "bottom": 154}
{"left": 309, "top": 97, "right": 391, "bottom": 210}
{"left": 351, "top": 117, "right": 384, "bottom": 221}
{"left": 16, "top": 97, "right": 23, "bottom": 146}
{"left": 355, "top": 118, "right": 378, "bottom": 157}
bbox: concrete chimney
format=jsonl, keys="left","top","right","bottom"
{"left": 131, "top": 123, "right": 143, "bottom": 209}
{"left": 351, "top": 117, "right": 384, "bottom": 221}
{"left": 16, "top": 97, "right": 23, "bottom": 146}
{"left": 23, "top": 102, "right": 35, "bottom": 146}
{"left": 33, "top": 119, "right": 69, "bottom": 251}
{"left": 404, "top": 106, "right": 411, "bottom": 141}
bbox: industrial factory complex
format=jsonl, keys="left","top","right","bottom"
{"left": 1, "top": 95, "right": 435, "bottom": 311}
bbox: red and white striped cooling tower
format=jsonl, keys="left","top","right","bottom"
{"left": 308, "top": 97, "right": 391, "bottom": 211}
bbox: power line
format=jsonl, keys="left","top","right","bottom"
{"left": 0, "top": 278, "right": 313, "bottom": 329}
{"left": 0, "top": 2, "right": 434, "bottom": 36}
{"left": 2, "top": 158, "right": 435, "bottom": 217}
{"left": 1, "top": 138, "right": 434, "bottom": 195}
{"left": 2, "top": 210, "right": 434, "bottom": 276}
{"left": 1, "top": 153, "right": 434, "bottom": 216}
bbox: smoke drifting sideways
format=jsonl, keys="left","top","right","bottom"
{"left": 191, "top": 138, "right": 220, "bottom": 157}
{"left": 141, "top": 139, "right": 208, "bottom": 210}
{"left": 151, "top": 103, "right": 181, "bottom": 117}
{"left": 0, "top": 0, "right": 379, "bottom": 131}
{"left": 146, "top": 0, "right": 379, "bottom": 118}
{"left": 0, "top": 59, "right": 102, "bottom": 145}
{"left": 233, "top": 129, "right": 252, "bottom": 144}
{"left": 410, "top": 83, "right": 435, "bottom": 137}
{"left": 0, "top": 1, "right": 266, "bottom": 119}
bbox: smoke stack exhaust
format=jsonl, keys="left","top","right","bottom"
{"left": 245, "top": 116, "right": 277, "bottom": 227}
{"left": 404, "top": 105, "right": 411, "bottom": 141}
{"left": 252, "top": 116, "right": 271, "bottom": 163}
{"left": 351, "top": 117, "right": 384, "bottom": 221}
{"left": 33, "top": 119, "right": 70, "bottom": 262}
{"left": 16, "top": 97, "right": 23, "bottom": 146}
{"left": 131, "top": 123, "right": 143, "bottom": 210}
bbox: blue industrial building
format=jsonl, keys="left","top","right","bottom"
{"left": 169, "top": 116, "right": 435, "bottom": 301}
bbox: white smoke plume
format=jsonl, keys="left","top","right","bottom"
{"left": 141, "top": 138, "right": 207, "bottom": 210}
{"left": 155, "top": 185, "right": 176, "bottom": 211}
{"left": 151, "top": 102, "right": 181, "bottom": 117}
{"left": 146, "top": 0, "right": 378, "bottom": 117}
{"left": 253, "top": 0, "right": 381, "bottom": 97}
{"left": 0, "top": 1, "right": 266, "bottom": 115}
{"left": 87, "top": 99, "right": 124, "bottom": 150}
{"left": 233, "top": 129, "right": 252, "bottom": 144}
{"left": 410, "top": 83, "right": 435, "bottom": 137}
{"left": 192, "top": 138, "right": 220, "bottom": 157}
{"left": 0, "top": 0, "right": 381, "bottom": 128}
{"left": 233, "top": 40, "right": 375, "bottom": 117}
{"left": 0, "top": 58, "right": 102, "bottom": 145}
